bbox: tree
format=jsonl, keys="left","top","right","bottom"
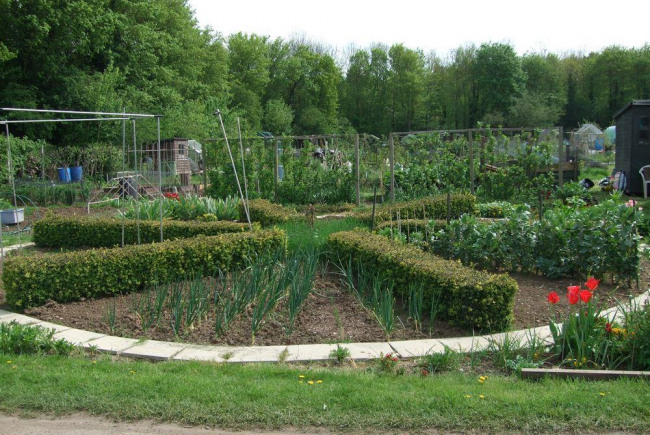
{"left": 474, "top": 43, "right": 525, "bottom": 125}
{"left": 263, "top": 99, "right": 293, "bottom": 135}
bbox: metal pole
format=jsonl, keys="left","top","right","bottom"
{"left": 0, "top": 117, "right": 129, "bottom": 124}
{"left": 558, "top": 126, "right": 564, "bottom": 187}
{"left": 157, "top": 116, "right": 163, "bottom": 242}
{"left": 133, "top": 119, "right": 141, "bottom": 245}
{"left": 1, "top": 107, "right": 156, "bottom": 118}
{"left": 5, "top": 124, "right": 16, "bottom": 207}
{"left": 120, "top": 112, "right": 126, "bottom": 247}
{"left": 273, "top": 139, "right": 279, "bottom": 201}
{"left": 236, "top": 118, "right": 252, "bottom": 231}
{"left": 389, "top": 133, "right": 395, "bottom": 202}
{"left": 469, "top": 130, "right": 475, "bottom": 194}
{"left": 214, "top": 110, "right": 250, "bottom": 229}
{"left": 355, "top": 134, "right": 360, "bottom": 206}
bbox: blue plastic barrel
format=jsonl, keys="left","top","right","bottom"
{"left": 57, "top": 167, "right": 71, "bottom": 183}
{"left": 70, "top": 166, "right": 83, "bottom": 182}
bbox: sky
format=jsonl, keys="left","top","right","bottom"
{"left": 188, "top": 0, "right": 649, "bottom": 59}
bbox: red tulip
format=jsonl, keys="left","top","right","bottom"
{"left": 605, "top": 323, "right": 612, "bottom": 333}
{"left": 567, "top": 289, "right": 580, "bottom": 305}
{"left": 547, "top": 291, "right": 560, "bottom": 304}
{"left": 579, "top": 290, "right": 592, "bottom": 303}
{"left": 585, "top": 277, "right": 599, "bottom": 291}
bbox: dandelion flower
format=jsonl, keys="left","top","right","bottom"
{"left": 465, "top": 394, "right": 471, "bottom": 398}
{"left": 316, "top": 380, "right": 323, "bottom": 384}
{"left": 478, "top": 379, "right": 485, "bottom": 384}
{"left": 6, "top": 360, "right": 12, "bottom": 364}
{"left": 308, "top": 380, "right": 314, "bottom": 385}
{"left": 599, "top": 392, "right": 606, "bottom": 397}
{"left": 479, "top": 395, "right": 485, "bottom": 399}
{"left": 299, "top": 375, "right": 305, "bottom": 379}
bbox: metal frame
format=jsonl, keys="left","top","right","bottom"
{"left": 0, "top": 108, "right": 163, "bottom": 265}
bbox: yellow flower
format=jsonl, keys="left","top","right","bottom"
{"left": 130, "top": 370, "right": 136, "bottom": 375}
{"left": 316, "top": 380, "right": 323, "bottom": 384}
{"left": 465, "top": 394, "right": 471, "bottom": 398}
{"left": 599, "top": 392, "right": 606, "bottom": 397}
{"left": 479, "top": 395, "right": 485, "bottom": 399}
{"left": 92, "top": 361, "right": 97, "bottom": 364}
{"left": 6, "top": 360, "right": 12, "bottom": 364}
{"left": 478, "top": 379, "right": 485, "bottom": 384}
{"left": 299, "top": 380, "right": 303, "bottom": 384}
{"left": 299, "top": 375, "right": 305, "bottom": 379}
{"left": 308, "top": 380, "right": 314, "bottom": 385}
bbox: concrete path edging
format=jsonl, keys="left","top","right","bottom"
{"left": 1, "top": 290, "right": 647, "bottom": 364}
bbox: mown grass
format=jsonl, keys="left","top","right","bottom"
{"left": 0, "top": 355, "right": 648, "bottom": 431}
{"left": 276, "top": 217, "right": 363, "bottom": 253}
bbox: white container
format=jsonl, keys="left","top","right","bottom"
{"left": 0, "top": 208, "right": 24, "bottom": 225}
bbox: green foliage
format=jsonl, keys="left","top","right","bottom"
{"left": 276, "top": 217, "right": 363, "bottom": 253}
{"left": 418, "top": 346, "right": 461, "bottom": 374}
{"left": 243, "top": 199, "right": 298, "bottom": 226}
{"left": 33, "top": 215, "right": 254, "bottom": 248}
{"left": 4, "top": 230, "right": 287, "bottom": 309}
{"left": 0, "top": 321, "right": 74, "bottom": 356}
{"left": 11, "top": 182, "right": 92, "bottom": 206}
{"left": 328, "top": 230, "right": 517, "bottom": 332}
{"left": 354, "top": 194, "right": 476, "bottom": 224}
{"left": 475, "top": 201, "right": 514, "bottom": 218}
{"left": 122, "top": 195, "right": 239, "bottom": 221}
{"left": 434, "top": 198, "right": 641, "bottom": 282}
{"left": 328, "top": 344, "right": 351, "bottom": 364}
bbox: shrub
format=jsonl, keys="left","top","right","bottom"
{"left": 33, "top": 215, "right": 256, "bottom": 248}
{"left": 242, "top": 199, "right": 299, "bottom": 226}
{"left": 434, "top": 197, "right": 641, "bottom": 282}
{"left": 0, "top": 321, "right": 74, "bottom": 356}
{"left": 328, "top": 230, "right": 517, "bottom": 332}
{"left": 4, "top": 229, "right": 287, "bottom": 309}
{"left": 354, "top": 193, "right": 476, "bottom": 224}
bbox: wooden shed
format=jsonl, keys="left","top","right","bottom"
{"left": 142, "top": 138, "right": 192, "bottom": 188}
{"left": 614, "top": 100, "right": 650, "bottom": 195}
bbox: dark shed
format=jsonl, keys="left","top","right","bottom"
{"left": 614, "top": 100, "right": 650, "bottom": 195}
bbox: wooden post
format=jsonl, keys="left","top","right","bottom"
{"left": 389, "top": 133, "right": 395, "bottom": 202}
{"left": 558, "top": 126, "right": 564, "bottom": 187}
{"left": 355, "top": 134, "right": 360, "bottom": 206}
{"left": 469, "top": 129, "right": 475, "bottom": 195}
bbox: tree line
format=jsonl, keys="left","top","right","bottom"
{"left": 1, "top": 0, "right": 648, "bottom": 146}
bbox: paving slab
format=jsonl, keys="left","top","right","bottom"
{"left": 283, "top": 343, "right": 339, "bottom": 362}
{"left": 53, "top": 328, "right": 105, "bottom": 347}
{"left": 345, "top": 342, "right": 394, "bottom": 360}
{"left": 224, "top": 345, "right": 296, "bottom": 363}
{"left": 119, "top": 340, "right": 187, "bottom": 361}
{"left": 87, "top": 336, "right": 141, "bottom": 354}
{"left": 172, "top": 344, "right": 235, "bottom": 363}
{"left": 0, "top": 312, "right": 40, "bottom": 326}
{"left": 31, "top": 320, "right": 72, "bottom": 333}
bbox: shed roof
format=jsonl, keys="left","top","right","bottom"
{"left": 613, "top": 100, "right": 650, "bottom": 119}
{"left": 575, "top": 123, "right": 603, "bottom": 135}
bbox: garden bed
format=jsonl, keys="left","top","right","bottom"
{"left": 1, "top": 259, "right": 647, "bottom": 347}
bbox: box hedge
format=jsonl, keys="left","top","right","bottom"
{"left": 32, "top": 215, "right": 257, "bottom": 248}
{"left": 328, "top": 230, "right": 517, "bottom": 332}
{"left": 375, "top": 219, "right": 447, "bottom": 232}
{"left": 354, "top": 193, "right": 476, "bottom": 224}
{"left": 4, "top": 230, "right": 286, "bottom": 309}
{"left": 241, "top": 199, "right": 300, "bottom": 226}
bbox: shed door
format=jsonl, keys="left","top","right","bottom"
{"left": 641, "top": 116, "right": 650, "bottom": 145}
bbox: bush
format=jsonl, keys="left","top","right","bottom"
{"left": 0, "top": 321, "right": 74, "bottom": 356}
{"left": 433, "top": 197, "right": 641, "bottom": 282}
{"left": 242, "top": 199, "right": 300, "bottom": 226}
{"left": 328, "top": 230, "right": 517, "bottom": 332}
{"left": 4, "top": 230, "right": 287, "bottom": 309}
{"left": 33, "top": 215, "right": 257, "bottom": 248}
{"left": 354, "top": 193, "right": 476, "bottom": 224}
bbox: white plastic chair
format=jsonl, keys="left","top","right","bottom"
{"left": 640, "top": 165, "right": 650, "bottom": 198}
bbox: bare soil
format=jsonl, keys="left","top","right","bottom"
{"left": 1, "top": 205, "right": 647, "bottom": 346}
{"left": 1, "top": 256, "right": 647, "bottom": 347}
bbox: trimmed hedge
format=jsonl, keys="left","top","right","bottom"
{"left": 32, "top": 215, "right": 257, "bottom": 248}
{"left": 241, "top": 199, "right": 300, "bottom": 226}
{"left": 4, "top": 230, "right": 286, "bottom": 309}
{"left": 375, "top": 219, "right": 447, "bottom": 232}
{"left": 328, "top": 230, "right": 517, "bottom": 332}
{"left": 354, "top": 193, "right": 476, "bottom": 224}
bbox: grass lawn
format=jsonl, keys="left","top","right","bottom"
{"left": 0, "top": 354, "right": 649, "bottom": 432}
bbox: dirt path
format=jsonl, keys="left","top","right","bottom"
{"left": 0, "top": 413, "right": 314, "bottom": 435}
